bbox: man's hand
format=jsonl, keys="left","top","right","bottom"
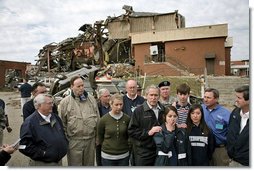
{"left": 148, "top": 126, "right": 162, "bottom": 136}
{"left": 1, "top": 144, "right": 16, "bottom": 154}
{"left": 176, "top": 123, "right": 187, "bottom": 129}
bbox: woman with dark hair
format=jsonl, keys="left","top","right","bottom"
{"left": 186, "top": 104, "right": 215, "bottom": 166}
{"left": 153, "top": 105, "right": 191, "bottom": 166}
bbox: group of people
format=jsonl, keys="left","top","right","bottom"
{"left": 0, "top": 76, "right": 249, "bottom": 167}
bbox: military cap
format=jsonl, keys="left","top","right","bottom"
{"left": 158, "top": 81, "right": 171, "bottom": 88}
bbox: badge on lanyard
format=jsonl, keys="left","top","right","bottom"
{"left": 131, "top": 106, "right": 136, "bottom": 112}
{"left": 215, "top": 123, "right": 223, "bottom": 130}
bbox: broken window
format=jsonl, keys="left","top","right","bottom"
{"left": 150, "top": 42, "right": 165, "bottom": 63}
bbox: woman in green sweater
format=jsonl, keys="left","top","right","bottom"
{"left": 97, "top": 93, "right": 130, "bottom": 166}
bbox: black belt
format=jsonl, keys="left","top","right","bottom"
{"left": 215, "top": 144, "right": 225, "bottom": 148}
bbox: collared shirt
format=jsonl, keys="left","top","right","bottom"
{"left": 240, "top": 110, "right": 249, "bottom": 133}
{"left": 109, "top": 111, "right": 123, "bottom": 120}
{"left": 38, "top": 112, "right": 51, "bottom": 123}
{"left": 147, "top": 102, "right": 161, "bottom": 119}
{"left": 126, "top": 94, "right": 138, "bottom": 101}
{"left": 201, "top": 104, "right": 231, "bottom": 145}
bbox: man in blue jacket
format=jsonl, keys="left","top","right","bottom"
{"left": 201, "top": 88, "right": 231, "bottom": 166}
{"left": 19, "top": 94, "right": 68, "bottom": 166}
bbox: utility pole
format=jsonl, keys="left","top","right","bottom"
{"left": 94, "top": 21, "right": 104, "bottom": 67}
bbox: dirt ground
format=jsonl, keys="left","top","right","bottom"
{"left": 1, "top": 91, "right": 68, "bottom": 167}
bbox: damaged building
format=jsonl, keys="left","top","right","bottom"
{"left": 29, "top": 5, "right": 232, "bottom": 79}
{"left": 0, "top": 60, "right": 31, "bottom": 88}
{"left": 106, "top": 5, "right": 232, "bottom": 76}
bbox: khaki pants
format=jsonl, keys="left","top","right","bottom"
{"left": 29, "top": 159, "right": 62, "bottom": 166}
{"left": 67, "top": 138, "right": 95, "bottom": 166}
{"left": 211, "top": 147, "right": 229, "bottom": 166}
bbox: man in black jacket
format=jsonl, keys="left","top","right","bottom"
{"left": 19, "top": 78, "right": 32, "bottom": 116}
{"left": 22, "top": 82, "right": 58, "bottom": 121}
{"left": 227, "top": 85, "right": 249, "bottom": 166}
{"left": 128, "top": 85, "right": 165, "bottom": 166}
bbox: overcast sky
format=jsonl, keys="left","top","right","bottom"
{"left": 0, "top": 0, "right": 250, "bottom": 64}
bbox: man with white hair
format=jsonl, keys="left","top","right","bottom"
{"left": 97, "top": 88, "right": 111, "bottom": 117}
{"left": 96, "top": 88, "right": 111, "bottom": 166}
{"left": 19, "top": 94, "right": 68, "bottom": 166}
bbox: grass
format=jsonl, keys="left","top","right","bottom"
{"left": 136, "top": 75, "right": 202, "bottom": 97}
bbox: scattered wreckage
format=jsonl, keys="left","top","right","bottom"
{"left": 49, "top": 64, "right": 125, "bottom": 105}
{"left": 8, "top": 5, "right": 203, "bottom": 104}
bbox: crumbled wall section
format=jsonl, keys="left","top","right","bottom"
{"left": 0, "top": 60, "right": 30, "bottom": 88}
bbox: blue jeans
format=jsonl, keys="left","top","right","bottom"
{"left": 101, "top": 156, "right": 129, "bottom": 166}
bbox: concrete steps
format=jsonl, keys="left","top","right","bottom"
{"left": 206, "top": 76, "right": 249, "bottom": 110}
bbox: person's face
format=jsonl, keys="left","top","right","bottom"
{"left": 177, "top": 93, "right": 189, "bottom": 104}
{"left": 146, "top": 88, "right": 160, "bottom": 107}
{"left": 235, "top": 92, "right": 249, "bottom": 109}
{"left": 190, "top": 108, "right": 202, "bottom": 125}
{"left": 34, "top": 86, "right": 47, "bottom": 97}
{"left": 137, "top": 89, "right": 142, "bottom": 96}
{"left": 166, "top": 110, "right": 178, "bottom": 126}
{"left": 126, "top": 80, "right": 137, "bottom": 97}
{"left": 203, "top": 91, "right": 218, "bottom": 109}
{"left": 71, "top": 78, "right": 84, "bottom": 96}
{"left": 110, "top": 99, "right": 123, "bottom": 114}
{"left": 100, "top": 91, "right": 110, "bottom": 105}
{"left": 160, "top": 86, "right": 170, "bottom": 98}
{"left": 39, "top": 96, "right": 53, "bottom": 115}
